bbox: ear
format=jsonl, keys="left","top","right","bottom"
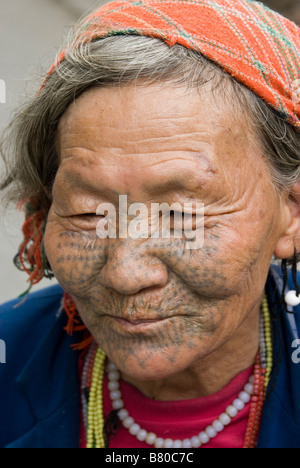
{"left": 274, "top": 180, "right": 300, "bottom": 259}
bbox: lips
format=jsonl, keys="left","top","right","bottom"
{"left": 113, "top": 316, "right": 164, "bottom": 325}
{"left": 107, "top": 314, "right": 169, "bottom": 331}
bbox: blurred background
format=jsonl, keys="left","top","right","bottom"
{"left": 0, "top": 0, "right": 299, "bottom": 303}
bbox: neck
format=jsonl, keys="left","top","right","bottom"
{"left": 121, "top": 304, "right": 260, "bottom": 401}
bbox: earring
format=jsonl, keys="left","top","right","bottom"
{"left": 285, "top": 290, "right": 300, "bottom": 306}
{"left": 284, "top": 249, "right": 300, "bottom": 307}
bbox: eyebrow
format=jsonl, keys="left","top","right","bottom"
{"left": 62, "top": 170, "right": 119, "bottom": 198}
{"left": 61, "top": 170, "right": 190, "bottom": 198}
{"left": 143, "top": 178, "right": 188, "bottom": 195}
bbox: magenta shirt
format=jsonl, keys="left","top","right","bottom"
{"left": 80, "top": 363, "right": 253, "bottom": 448}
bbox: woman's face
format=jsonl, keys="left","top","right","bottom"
{"left": 44, "top": 83, "right": 291, "bottom": 381}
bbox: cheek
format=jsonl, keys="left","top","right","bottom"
{"left": 157, "top": 229, "right": 234, "bottom": 298}
{"left": 165, "top": 216, "right": 274, "bottom": 299}
{"left": 44, "top": 223, "right": 106, "bottom": 297}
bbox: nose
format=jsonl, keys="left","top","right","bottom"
{"left": 100, "top": 240, "right": 169, "bottom": 295}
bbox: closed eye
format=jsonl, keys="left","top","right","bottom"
{"left": 54, "top": 211, "right": 106, "bottom": 232}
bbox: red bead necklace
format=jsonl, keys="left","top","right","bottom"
{"left": 243, "top": 352, "right": 266, "bottom": 448}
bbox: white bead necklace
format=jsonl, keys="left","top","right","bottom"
{"left": 107, "top": 361, "right": 255, "bottom": 448}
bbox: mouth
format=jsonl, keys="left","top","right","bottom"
{"left": 106, "top": 315, "right": 170, "bottom": 332}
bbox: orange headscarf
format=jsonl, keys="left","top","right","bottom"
{"left": 48, "top": 0, "right": 300, "bottom": 129}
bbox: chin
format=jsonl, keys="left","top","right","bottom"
{"left": 108, "top": 349, "right": 189, "bottom": 382}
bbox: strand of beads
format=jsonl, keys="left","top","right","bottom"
{"left": 107, "top": 362, "right": 254, "bottom": 448}
{"left": 262, "top": 295, "right": 273, "bottom": 391}
{"left": 86, "top": 347, "right": 106, "bottom": 448}
{"left": 243, "top": 352, "right": 266, "bottom": 448}
{"left": 81, "top": 342, "right": 98, "bottom": 434}
{"left": 243, "top": 295, "right": 272, "bottom": 448}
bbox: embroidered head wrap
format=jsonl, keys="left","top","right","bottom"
{"left": 48, "top": 0, "right": 300, "bottom": 129}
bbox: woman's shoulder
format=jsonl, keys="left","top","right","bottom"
{"left": 0, "top": 283, "right": 64, "bottom": 327}
{"left": 0, "top": 284, "right": 80, "bottom": 448}
{"left": 0, "top": 284, "right": 65, "bottom": 367}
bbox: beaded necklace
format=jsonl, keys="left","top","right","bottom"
{"left": 82, "top": 296, "right": 272, "bottom": 449}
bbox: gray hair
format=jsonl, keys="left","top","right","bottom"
{"left": 1, "top": 35, "right": 300, "bottom": 214}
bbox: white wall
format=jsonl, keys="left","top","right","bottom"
{"left": 0, "top": 0, "right": 101, "bottom": 302}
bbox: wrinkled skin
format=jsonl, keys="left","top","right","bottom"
{"left": 44, "top": 83, "right": 300, "bottom": 400}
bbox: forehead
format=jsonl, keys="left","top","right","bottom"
{"left": 58, "top": 82, "right": 248, "bottom": 145}
{"left": 56, "top": 83, "right": 260, "bottom": 193}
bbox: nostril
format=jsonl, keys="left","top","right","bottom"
{"left": 100, "top": 257, "right": 169, "bottom": 295}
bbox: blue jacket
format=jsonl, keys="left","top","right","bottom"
{"left": 0, "top": 265, "right": 299, "bottom": 448}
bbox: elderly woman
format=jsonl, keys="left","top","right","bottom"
{"left": 0, "top": 0, "right": 300, "bottom": 449}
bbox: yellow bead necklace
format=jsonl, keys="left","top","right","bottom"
{"left": 86, "top": 347, "right": 106, "bottom": 448}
